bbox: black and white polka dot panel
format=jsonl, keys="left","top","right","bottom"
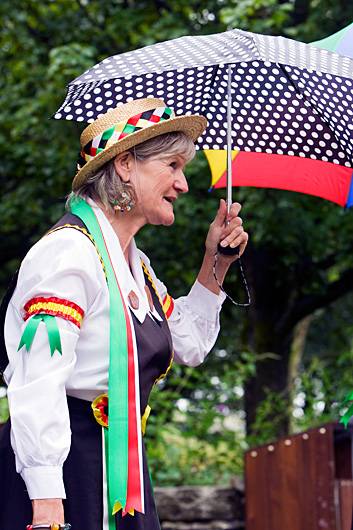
{"left": 54, "top": 29, "right": 353, "bottom": 165}
{"left": 67, "top": 29, "right": 353, "bottom": 87}
{"left": 55, "top": 60, "right": 353, "bottom": 166}
{"left": 57, "top": 65, "right": 219, "bottom": 121}
{"left": 70, "top": 31, "right": 254, "bottom": 84}
{"left": 252, "top": 32, "right": 353, "bottom": 78}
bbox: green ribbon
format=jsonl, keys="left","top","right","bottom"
{"left": 69, "top": 197, "right": 128, "bottom": 520}
{"left": 339, "top": 391, "right": 353, "bottom": 428}
{"left": 104, "top": 428, "right": 116, "bottom": 530}
{"left": 18, "top": 314, "right": 62, "bottom": 356}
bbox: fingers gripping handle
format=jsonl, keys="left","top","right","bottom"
{"left": 217, "top": 243, "right": 240, "bottom": 256}
{"left": 217, "top": 200, "right": 240, "bottom": 256}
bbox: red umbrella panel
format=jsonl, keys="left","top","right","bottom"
{"left": 205, "top": 149, "right": 353, "bottom": 207}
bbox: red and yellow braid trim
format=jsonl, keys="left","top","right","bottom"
{"left": 141, "top": 259, "right": 175, "bottom": 320}
{"left": 162, "top": 293, "right": 174, "bottom": 320}
{"left": 24, "top": 297, "right": 84, "bottom": 328}
{"left": 140, "top": 260, "right": 174, "bottom": 385}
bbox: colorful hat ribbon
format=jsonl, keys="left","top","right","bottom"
{"left": 78, "top": 106, "right": 173, "bottom": 169}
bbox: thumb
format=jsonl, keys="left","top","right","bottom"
{"left": 213, "top": 199, "right": 227, "bottom": 227}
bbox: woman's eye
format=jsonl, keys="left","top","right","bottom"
{"left": 170, "top": 162, "right": 177, "bottom": 169}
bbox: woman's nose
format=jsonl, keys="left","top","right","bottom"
{"left": 175, "top": 171, "right": 189, "bottom": 193}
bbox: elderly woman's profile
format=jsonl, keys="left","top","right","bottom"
{"left": 0, "top": 97, "right": 248, "bottom": 530}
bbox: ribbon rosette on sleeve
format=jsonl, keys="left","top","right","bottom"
{"left": 18, "top": 297, "right": 84, "bottom": 355}
{"left": 70, "top": 197, "right": 144, "bottom": 523}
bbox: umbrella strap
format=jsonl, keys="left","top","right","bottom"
{"left": 213, "top": 254, "right": 251, "bottom": 307}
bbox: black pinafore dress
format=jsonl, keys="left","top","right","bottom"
{"left": 0, "top": 215, "right": 173, "bottom": 530}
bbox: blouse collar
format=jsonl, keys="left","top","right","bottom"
{"left": 87, "top": 198, "right": 162, "bottom": 323}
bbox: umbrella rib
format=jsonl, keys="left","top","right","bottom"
{"left": 278, "top": 63, "right": 351, "bottom": 164}
{"left": 198, "top": 63, "right": 223, "bottom": 117}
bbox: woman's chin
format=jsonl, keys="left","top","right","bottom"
{"left": 157, "top": 214, "right": 175, "bottom": 226}
{"left": 143, "top": 208, "right": 174, "bottom": 226}
{"left": 164, "top": 216, "right": 175, "bottom": 226}
{"left": 146, "top": 205, "right": 175, "bottom": 226}
{"left": 158, "top": 212, "right": 175, "bottom": 226}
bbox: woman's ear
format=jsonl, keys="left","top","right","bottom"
{"left": 113, "top": 152, "right": 133, "bottom": 183}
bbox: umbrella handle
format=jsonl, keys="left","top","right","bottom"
{"left": 221, "top": 64, "right": 238, "bottom": 258}
{"left": 217, "top": 243, "right": 239, "bottom": 256}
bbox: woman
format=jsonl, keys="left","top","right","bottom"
{"left": 0, "top": 98, "right": 248, "bottom": 530}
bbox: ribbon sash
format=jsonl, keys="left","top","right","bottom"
{"left": 69, "top": 197, "right": 142, "bottom": 517}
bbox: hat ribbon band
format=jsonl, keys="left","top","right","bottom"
{"left": 78, "top": 106, "right": 174, "bottom": 170}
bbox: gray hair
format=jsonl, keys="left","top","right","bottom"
{"left": 68, "top": 131, "right": 195, "bottom": 211}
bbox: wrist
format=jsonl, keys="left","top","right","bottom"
{"left": 32, "top": 498, "right": 64, "bottom": 526}
{"left": 204, "top": 246, "right": 215, "bottom": 259}
{"left": 198, "top": 251, "right": 230, "bottom": 295}
{"left": 26, "top": 523, "right": 71, "bottom": 530}
{"left": 205, "top": 246, "right": 237, "bottom": 265}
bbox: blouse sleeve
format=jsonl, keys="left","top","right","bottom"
{"left": 4, "top": 228, "right": 102, "bottom": 500}
{"left": 138, "top": 251, "right": 226, "bottom": 367}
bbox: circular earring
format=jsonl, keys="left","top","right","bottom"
{"left": 112, "top": 183, "right": 136, "bottom": 212}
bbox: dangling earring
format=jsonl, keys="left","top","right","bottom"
{"left": 112, "top": 182, "right": 136, "bottom": 212}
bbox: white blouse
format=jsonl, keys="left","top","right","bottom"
{"left": 4, "top": 201, "right": 225, "bottom": 500}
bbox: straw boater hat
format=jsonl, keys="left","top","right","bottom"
{"left": 73, "top": 97, "right": 207, "bottom": 190}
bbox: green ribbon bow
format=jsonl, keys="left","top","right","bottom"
{"left": 18, "top": 314, "right": 62, "bottom": 356}
{"left": 339, "top": 391, "right": 353, "bottom": 428}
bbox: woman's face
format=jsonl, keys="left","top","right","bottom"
{"left": 115, "top": 151, "right": 189, "bottom": 226}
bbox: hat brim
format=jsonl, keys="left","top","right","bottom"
{"left": 72, "top": 114, "right": 207, "bottom": 190}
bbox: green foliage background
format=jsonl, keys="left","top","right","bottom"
{"left": 2, "top": 0, "right": 353, "bottom": 486}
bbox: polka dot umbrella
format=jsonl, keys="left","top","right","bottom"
{"left": 205, "top": 25, "right": 353, "bottom": 207}
{"left": 55, "top": 28, "right": 353, "bottom": 208}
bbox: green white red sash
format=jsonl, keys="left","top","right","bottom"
{"left": 70, "top": 197, "right": 144, "bottom": 525}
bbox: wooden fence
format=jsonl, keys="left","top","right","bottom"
{"left": 245, "top": 422, "right": 353, "bottom": 530}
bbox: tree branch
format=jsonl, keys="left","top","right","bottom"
{"left": 277, "top": 266, "right": 353, "bottom": 337}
